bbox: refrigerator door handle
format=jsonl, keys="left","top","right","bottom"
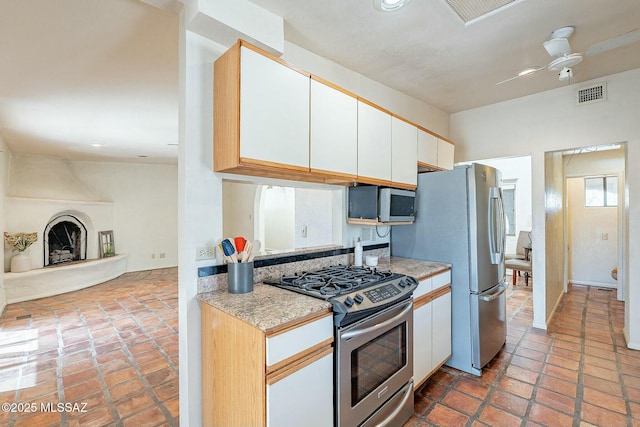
{"left": 479, "top": 283, "right": 508, "bottom": 302}
{"left": 488, "top": 187, "right": 503, "bottom": 264}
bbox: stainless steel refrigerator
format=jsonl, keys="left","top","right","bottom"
{"left": 391, "top": 163, "right": 507, "bottom": 376}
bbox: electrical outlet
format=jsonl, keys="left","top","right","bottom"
{"left": 159, "top": 253, "right": 166, "bottom": 258}
{"left": 151, "top": 253, "right": 156, "bottom": 259}
{"left": 196, "top": 246, "right": 216, "bottom": 260}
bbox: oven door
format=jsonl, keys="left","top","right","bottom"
{"left": 336, "top": 298, "right": 414, "bottom": 427}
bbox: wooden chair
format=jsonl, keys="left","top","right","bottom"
{"left": 505, "top": 258, "right": 532, "bottom": 286}
{"left": 505, "top": 230, "right": 531, "bottom": 260}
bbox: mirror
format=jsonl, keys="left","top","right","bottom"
{"left": 222, "top": 180, "right": 342, "bottom": 255}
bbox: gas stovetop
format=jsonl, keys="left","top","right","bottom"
{"left": 264, "top": 265, "right": 418, "bottom": 326}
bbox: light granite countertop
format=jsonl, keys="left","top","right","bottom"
{"left": 197, "top": 257, "right": 450, "bottom": 332}
{"left": 197, "top": 284, "right": 332, "bottom": 333}
{"left": 376, "top": 257, "right": 451, "bottom": 281}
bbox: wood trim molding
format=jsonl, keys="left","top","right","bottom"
{"left": 201, "top": 302, "right": 266, "bottom": 427}
{"left": 413, "top": 284, "right": 451, "bottom": 310}
{"left": 266, "top": 339, "right": 334, "bottom": 382}
{"left": 266, "top": 310, "right": 332, "bottom": 337}
{"left": 239, "top": 157, "right": 310, "bottom": 174}
{"left": 240, "top": 40, "right": 311, "bottom": 78}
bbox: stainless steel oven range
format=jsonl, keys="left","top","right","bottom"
{"left": 265, "top": 265, "right": 418, "bottom": 427}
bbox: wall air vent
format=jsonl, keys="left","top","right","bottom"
{"left": 576, "top": 82, "right": 607, "bottom": 106}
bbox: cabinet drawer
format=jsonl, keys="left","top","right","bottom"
{"left": 413, "top": 278, "right": 432, "bottom": 300}
{"left": 266, "top": 314, "right": 333, "bottom": 367}
{"left": 432, "top": 270, "right": 451, "bottom": 291}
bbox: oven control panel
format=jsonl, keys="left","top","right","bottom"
{"left": 364, "top": 284, "right": 401, "bottom": 303}
{"left": 333, "top": 276, "right": 418, "bottom": 314}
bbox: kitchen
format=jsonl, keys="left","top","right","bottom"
{"left": 180, "top": 3, "right": 640, "bottom": 426}
{"left": 1, "top": 0, "right": 640, "bottom": 426}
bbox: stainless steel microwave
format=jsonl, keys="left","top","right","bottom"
{"left": 348, "top": 186, "right": 415, "bottom": 223}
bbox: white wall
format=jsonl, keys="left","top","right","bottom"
{"left": 178, "top": 26, "right": 226, "bottom": 427}
{"left": 451, "top": 68, "right": 640, "bottom": 348}
{"left": 567, "top": 177, "right": 618, "bottom": 286}
{"left": 4, "top": 155, "right": 177, "bottom": 273}
{"left": 294, "top": 187, "right": 334, "bottom": 249}
{"left": 0, "top": 135, "right": 10, "bottom": 313}
{"left": 72, "top": 161, "right": 178, "bottom": 271}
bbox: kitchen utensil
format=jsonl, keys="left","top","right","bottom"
{"left": 247, "top": 240, "right": 261, "bottom": 262}
{"left": 241, "top": 240, "right": 252, "bottom": 263}
{"left": 234, "top": 236, "right": 246, "bottom": 253}
{"left": 221, "top": 239, "right": 238, "bottom": 263}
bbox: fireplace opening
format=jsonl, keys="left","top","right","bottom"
{"left": 44, "top": 215, "right": 87, "bottom": 267}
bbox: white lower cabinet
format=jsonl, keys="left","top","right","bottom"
{"left": 413, "top": 299, "right": 433, "bottom": 386}
{"left": 267, "top": 352, "right": 333, "bottom": 427}
{"left": 431, "top": 290, "right": 452, "bottom": 369}
{"left": 412, "top": 269, "right": 451, "bottom": 389}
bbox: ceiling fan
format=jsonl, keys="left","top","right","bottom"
{"left": 497, "top": 26, "right": 640, "bottom": 85}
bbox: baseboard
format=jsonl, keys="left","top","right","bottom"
{"left": 624, "top": 327, "right": 640, "bottom": 350}
{"left": 569, "top": 280, "right": 617, "bottom": 289}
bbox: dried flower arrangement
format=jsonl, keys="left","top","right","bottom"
{"left": 4, "top": 232, "right": 38, "bottom": 252}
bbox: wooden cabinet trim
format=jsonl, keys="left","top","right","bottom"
{"left": 413, "top": 284, "right": 451, "bottom": 309}
{"left": 239, "top": 157, "right": 310, "bottom": 174}
{"left": 311, "top": 74, "right": 359, "bottom": 99}
{"left": 265, "top": 310, "right": 332, "bottom": 337}
{"left": 240, "top": 40, "right": 311, "bottom": 78}
{"left": 266, "top": 340, "right": 333, "bottom": 383}
{"left": 201, "top": 302, "right": 266, "bottom": 427}
{"left": 213, "top": 41, "right": 241, "bottom": 172}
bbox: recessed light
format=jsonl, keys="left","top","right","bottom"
{"left": 91, "top": 143, "right": 103, "bottom": 147}
{"left": 373, "top": 0, "right": 411, "bottom": 12}
{"left": 138, "top": 155, "right": 149, "bottom": 158}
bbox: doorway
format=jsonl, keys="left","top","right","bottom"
{"left": 562, "top": 144, "right": 626, "bottom": 300}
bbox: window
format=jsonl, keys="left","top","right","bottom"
{"left": 585, "top": 176, "right": 618, "bottom": 207}
{"left": 501, "top": 183, "right": 516, "bottom": 236}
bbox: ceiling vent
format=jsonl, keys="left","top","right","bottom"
{"left": 444, "top": 0, "right": 520, "bottom": 24}
{"left": 576, "top": 82, "right": 607, "bottom": 106}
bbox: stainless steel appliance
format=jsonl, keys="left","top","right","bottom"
{"left": 265, "top": 265, "right": 417, "bottom": 426}
{"left": 348, "top": 185, "right": 416, "bottom": 223}
{"left": 391, "top": 163, "right": 507, "bottom": 376}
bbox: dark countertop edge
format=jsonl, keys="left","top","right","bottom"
{"left": 198, "top": 242, "right": 389, "bottom": 277}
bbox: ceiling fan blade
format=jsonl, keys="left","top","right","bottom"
{"left": 496, "top": 66, "right": 545, "bottom": 85}
{"left": 585, "top": 28, "right": 640, "bottom": 56}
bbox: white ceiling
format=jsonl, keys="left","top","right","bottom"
{"left": 1, "top": 0, "right": 639, "bottom": 163}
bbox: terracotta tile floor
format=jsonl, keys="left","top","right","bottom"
{"left": 2, "top": 268, "right": 638, "bottom": 427}
{"left": 0, "top": 268, "right": 178, "bottom": 427}
{"left": 406, "top": 275, "right": 640, "bottom": 427}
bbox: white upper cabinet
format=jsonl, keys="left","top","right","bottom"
{"left": 391, "top": 117, "right": 418, "bottom": 187}
{"left": 357, "top": 101, "right": 392, "bottom": 183}
{"left": 417, "top": 129, "right": 438, "bottom": 168}
{"left": 417, "top": 128, "right": 455, "bottom": 171}
{"left": 437, "top": 139, "right": 455, "bottom": 170}
{"left": 240, "top": 46, "right": 310, "bottom": 169}
{"left": 310, "top": 79, "right": 358, "bottom": 177}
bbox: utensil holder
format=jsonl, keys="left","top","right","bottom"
{"left": 228, "top": 262, "right": 254, "bottom": 294}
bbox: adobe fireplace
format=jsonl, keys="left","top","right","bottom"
{"left": 44, "top": 214, "right": 87, "bottom": 266}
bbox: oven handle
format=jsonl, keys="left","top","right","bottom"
{"left": 341, "top": 300, "right": 412, "bottom": 340}
{"left": 373, "top": 379, "right": 414, "bottom": 427}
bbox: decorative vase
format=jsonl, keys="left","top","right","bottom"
{"left": 10, "top": 252, "right": 31, "bottom": 273}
